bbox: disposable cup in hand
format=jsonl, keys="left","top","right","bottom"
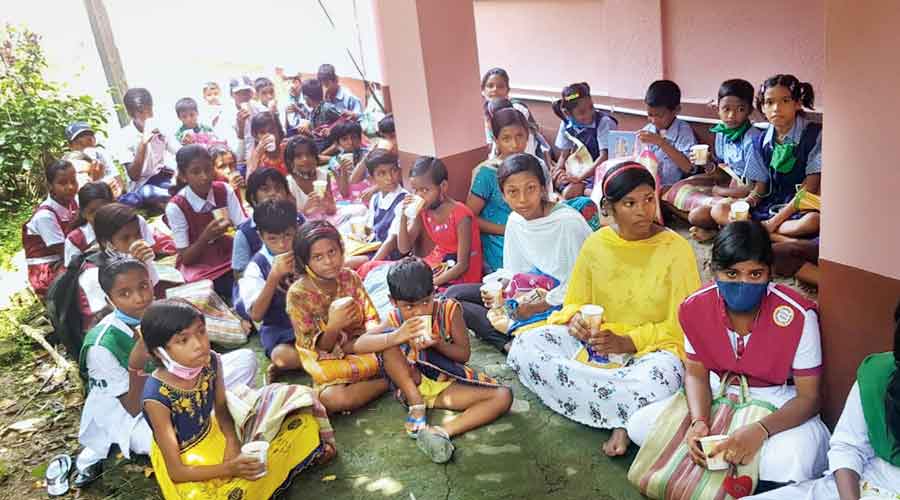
{"left": 265, "top": 134, "right": 277, "bottom": 152}
{"left": 350, "top": 216, "right": 367, "bottom": 239}
{"left": 480, "top": 281, "right": 504, "bottom": 309}
{"left": 690, "top": 144, "right": 710, "bottom": 165}
{"left": 414, "top": 315, "right": 432, "bottom": 343}
{"left": 128, "top": 240, "right": 151, "bottom": 262}
{"left": 332, "top": 296, "right": 354, "bottom": 310}
{"left": 404, "top": 195, "right": 425, "bottom": 220}
{"left": 241, "top": 441, "right": 269, "bottom": 479}
{"left": 580, "top": 305, "right": 605, "bottom": 333}
{"left": 313, "top": 180, "right": 328, "bottom": 197}
{"left": 699, "top": 435, "right": 729, "bottom": 471}
{"left": 730, "top": 200, "right": 750, "bottom": 221}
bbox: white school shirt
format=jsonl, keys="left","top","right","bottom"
{"left": 366, "top": 185, "right": 408, "bottom": 232}
{"left": 79, "top": 313, "right": 148, "bottom": 460}
{"left": 25, "top": 196, "right": 76, "bottom": 247}
{"left": 165, "top": 184, "right": 246, "bottom": 249}
{"left": 112, "top": 121, "right": 179, "bottom": 192}
{"left": 287, "top": 170, "right": 330, "bottom": 212}
{"left": 64, "top": 217, "right": 155, "bottom": 267}
{"left": 238, "top": 245, "right": 275, "bottom": 312}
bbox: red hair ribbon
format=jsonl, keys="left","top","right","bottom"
{"left": 601, "top": 163, "right": 647, "bottom": 197}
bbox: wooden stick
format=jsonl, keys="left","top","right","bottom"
{"left": 21, "top": 325, "right": 83, "bottom": 394}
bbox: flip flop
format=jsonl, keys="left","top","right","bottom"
{"left": 46, "top": 454, "right": 72, "bottom": 497}
{"left": 416, "top": 427, "right": 454, "bottom": 464}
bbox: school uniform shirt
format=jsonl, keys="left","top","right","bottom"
{"left": 25, "top": 196, "right": 77, "bottom": 249}
{"left": 554, "top": 111, "right": 618, "bottom": 156}
{"left": 640, "top": 118, "right": 698, "bottom": 187}
{"left": 714, "top": 125, "right": 763, "bottom": 181}
{"left": 165, "top": 184, "right": 246, "bottom": 250}
{"left": 112, "top": 121, "right": 179, "bottom": 192}
{"left": 743, "top": 115, "right": 824, "bottom": 185}
{"left": 79, "top": 252, "right": 160, "bottom": 317}
{"left": 64, "top": 217, "right": 154, "bottom": 267}
{"left": 327, "top": 86, "right": 363, "bottom": 116}
{"left": 231, "top": 218, "right": 258, "bottom": 273}
{"left": 238, "top": 245, "right": 276, "bottom": 313}
{"left": 367, "top": 185, "right": 409, "bottom": 237}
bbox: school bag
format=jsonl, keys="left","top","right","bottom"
{"left": 45, "top": 250, "right": 106, "bottom": 357}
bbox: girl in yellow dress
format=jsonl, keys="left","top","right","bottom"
{"left": 141, "top": 299, "right": 331, "bottom": 499}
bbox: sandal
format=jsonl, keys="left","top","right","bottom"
{"left": 46, "top": 454, "right": 73, "bottom": 496}
{"left": 416, "top": 426, "right": 454, "bottom": 464}
{"left": 405, "top": 404, "right": 427, "bottom": 438}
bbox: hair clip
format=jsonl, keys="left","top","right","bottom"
{"left": 564, "top": 92, "right": 581, "bottom": 102}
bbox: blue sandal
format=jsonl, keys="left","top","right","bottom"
{"left": 405, "top": 404, "right": 427, "bottom": 438}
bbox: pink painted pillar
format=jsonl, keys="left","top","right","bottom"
{"left": 371, "top": 0, "right": 488, "bottom": 200}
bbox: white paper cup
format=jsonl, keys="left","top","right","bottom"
{"left": 405, "top": 195, "right": 425, "bottom": 220}
{"left": 690, "top": 144, "right": 710, "bottom": 165}
{"left": 313, "top": 180, "right": 327, "bottom": 197}
{"left": 699, "top": 434, "right": 729, "bottom": 471}
{"left": 350, "top": 216, "right": 367, "bottom": 239}
{"left": 580, "top": 304, "right": 605, "bottom": 332}
{"left": 241, "top": 441, "right": 269, "bottom": 479}
{"left": 730, "top": 200, "right": 750, "bottom": 221}
{"left": 212, "top": 207, "right": 229, "bottom": 221}
{"left": 265, "top": 134, "right": 277, "bottom": 152}
{"left": 332, "top": 296, "right": 354, "bottom": 310}
{"left": 480, "top": 281, "right": 504, "bottom": 309}
{"left": 415, "top": 315, "right": 432, "bottom": 343}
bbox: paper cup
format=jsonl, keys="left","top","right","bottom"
{"left": 313, "top": 180, "right": 328, "bottom": 197}
{"left": 332, "top": 296, "right": 354, "bottom": 310}
{"left": 699, "top": 435, "right": 729, "bottom": 471}
{"left": 212, "top": 207, "right": 229, "bottom": 221}
{"left": 730, "top": 200, "right": 750, "bottom": 221}
{"left": 350, "top": 216, "right": 367, "bottom": 239}
{"left": 415, "top": 315, "right": 433, "bottom": 343}
{"left": 580, "top": 305, "right": 605, "bottom": 332}
{"left": 690, "top": 144, "right": 710, "bottom": 165}
{"left": 404, "top": 195, "right": 425, "bottom": 220}
{"left": 480, "top": 281, "right": 504, "bottom": 309}
{"left": 241, "top": 441, "right": 269, "bottom": 479}
{"left": 265, "top": 134, "right": 277, "bottom": 152}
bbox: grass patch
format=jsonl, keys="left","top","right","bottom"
{"left": 0, "top": 208, "right": 31, "bottom": 271}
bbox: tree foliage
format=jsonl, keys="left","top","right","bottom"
{"left": 0, "top": 24, "right": 108, "bottom": 208}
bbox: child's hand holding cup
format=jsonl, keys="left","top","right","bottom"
{"left": 212, "top": 207, "right": 236, "bottom": 237}
{"left": 129, "top": 239, "right": 154, "bottom": 263}
{"left": 480, "top": 280, "right": 505, "bottom": 309}
{"left": 689, "top": 145, "right": 710, "bottom": 166}
{"left": 240, "top": 441, "right": 269, "bottom": 480}
{"left": 312, "top": 179, "right": 328, "bottom": 198}
{"left": 579, "top": 304, "right": 605, "bottom": 342}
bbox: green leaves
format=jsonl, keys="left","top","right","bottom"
{"left": 0, "top": 24, "right": 109, "bottom": 205}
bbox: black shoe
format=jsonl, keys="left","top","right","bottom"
{"left": 73, "top": 461, "right": 103, "bottom": 488}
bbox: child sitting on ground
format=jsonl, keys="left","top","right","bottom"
{"left": 284, "top": 136, "right": 337, "bottom": 220}
{"left": 366, "top": 150, "right": 407, "bottom": 261}
{"left": 247, "top": 111, "right": 287, "bottom": 176}
{"left": 114, "top": 87, "right": 179, "bottom": 210}
{"left": 166, "top": 144, "right": 246, "bottom": 299}
{"left": 200, "top": 81, "right": 223, "bottom": 128}
{"left": 75, "top": 259, "right": 258, "bottom": 487}
{"left": 64, "top": 182, "right": 113, "bottom": 266}
{"left": 482, "top": 68, "right": 551, "bottom": 165}
{"left": 375, "top": 114, "right": 398, "bottom": 154}
{"left": 398, "top": 157, "right": 483, "bottom": 286}
{"left": 23, "top": 160, "right": 78, "bottom": 298}
{"left": 64, "top": 121, "right": 123, "bottom": 195}
{"left": 743, "top": 74, "right": 822, "bottom": 239}
{"left": 239, "top": 199, "right": 302, "bottom": 380}
{"left": 663, "top": 79, "right": 764, "bottom": 241}
{"left": 638, "top": 80, "right": 698, "bottom": 189}
{"left": 141, "top": 299, "right": 328, "bottom": 498}
{"left": 375, "top": 257, "right": 512, "bottom": 463}
{"left": 551, "top": 82, "right": 618, "bottom": 199}
{"left": 254, "top": 76, "right": 280, "bottom": 117}
{"left": 174, "top": 97, "right": 219, "bottom": 146}
{"left": 318, "top": 63, "right": 363, "bottom": 119}
{"left": 283, "top": 70, "right": 310, "bottom": 136}
{"left": 209, "top": 145, "right": 245, "bottom": 198}
{"left": 327, "top": 121, "right": 372, "bottom": 202}
{"left": 299, "top": 78, "right": 343, "bottom": 153}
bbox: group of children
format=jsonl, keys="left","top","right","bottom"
{"left": 19, "top": 64, "right": 841, "bottom": 498}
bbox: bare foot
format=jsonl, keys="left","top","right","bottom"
{"left": 266, "top": 363, "right": 280, "bottom": 384}
{"left": 601, "top": 428, "right": 631, "bottom": 457}
{"left": 689, "top": 226, "right": 717, "bottom": 243}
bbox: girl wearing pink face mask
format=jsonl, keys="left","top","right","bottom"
{"left": 141, "top": 299, "right": 334, "bottom": 498}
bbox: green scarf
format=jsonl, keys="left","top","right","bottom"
{"left": 857, "top": 352, "right": 900, "bottom": 466}
{"left": 709, "top": 121, "right": 751, "bottom": 143}
{"left": 78, "top": 319, "right": 137, "bottom": 394}
{"left": 769, "top": 141, "right": 797, "bottom": 174}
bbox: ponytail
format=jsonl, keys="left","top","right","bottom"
{"left": 885, "top": 300, "right": 900, "bottom": 456}
{"left": 797, "top": 82, "right": 816, "bottom": 110}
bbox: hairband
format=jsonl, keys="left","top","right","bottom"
{"left": 602, "top": 164, "right": 648, "bottom": 196}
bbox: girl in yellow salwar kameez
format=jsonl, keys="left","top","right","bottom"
{"left": 142, "top": 300, "right": 330, "bottom": 500}
{"left": 507, "top": 162, "right": 701, "bottom": 458}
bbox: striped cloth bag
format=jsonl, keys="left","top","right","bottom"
{"left": 627, "top": 374, "right": 775, "bottom": 499}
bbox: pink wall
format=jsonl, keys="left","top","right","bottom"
{"left": 820, "top": 1, "right": 900, "bottom": 280}
{"left": 663, "top": 0, "right": 825, "bottom": 105}
{"left": 474, "top": 0, "right": 825, "bottom": 105}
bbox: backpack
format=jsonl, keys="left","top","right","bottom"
{"left": 45, "top": 250, "right": 106, "bottom": 357}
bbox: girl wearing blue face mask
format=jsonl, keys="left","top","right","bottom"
{"left": 141, "top": 299, "right": 333, "bottom": 499}
{"left": 627, "top": 221, "right": 831, "bottom": 493}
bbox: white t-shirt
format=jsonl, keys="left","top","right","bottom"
{"left": 25, "top": 196, "right": 76, "bottom": 247}
{"left": 112, "top": 121, "right": 178, "bottom": 192}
